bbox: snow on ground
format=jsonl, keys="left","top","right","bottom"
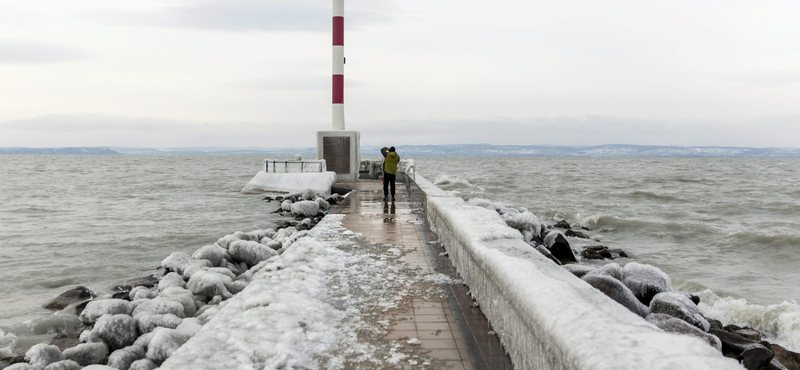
{"left": 162, "top": 215, "right": 457, "bottom": 370}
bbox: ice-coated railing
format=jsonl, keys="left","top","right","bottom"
{"left": 264, "top": 159, "right": 326, "bottom": 173}
{"left": 411, "top": 174, "right": 742, "bottom": 370}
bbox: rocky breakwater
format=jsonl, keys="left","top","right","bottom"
{"left": 0, "top": 189, "right": 345, "bottom": 370}
{"left": 466, "top": 199, "right": 799, "bottom": 370}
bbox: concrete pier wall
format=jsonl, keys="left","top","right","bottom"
{"left": 410, "top": 174, "right": 742, "bottom": 370}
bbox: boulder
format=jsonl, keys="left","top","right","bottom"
{"left": 133, "top": 332, "right": 155, "bottom": 350}
{"left": 158, "top": 287, "right": 197, "bottom": 317}
{"left": 622, "top": 262, "right": 673, "bottom": 306}
{"left": 739, "top": 346, "right": 775, "bottom": 370}
{"left": 82, "top": 366, "right": 117, "bottom": 370}
{"left": 224, "top": 280, "right": 249, "bottom": 295}
{"left": 79, "top": 299, "right": 133, "bottom": 325}
{"left": 280, "top": 200, "right": 293, "bottom": 212}
{"left": 79, "top": 329, "right": 102, "bottom": 344}
{"left": 561, "top": 264, "right": 594, "bottom": 278}
{"left": 770, "top": 344, "right": 800, "bottom": 370}
{"left": 44, "top": 286, "right": 95, "bottom": 310}
{"left": 157, "top": 273, "right": 185, "bottom": 291}
{"left": 585, "top": 263, "right": 623, "bottom": 281}
{"left": 49, "top": 333, "right": 81, "bottom": 351}
{"left": 215, "top": 235, "right": 240, "bottom": 249}
{"left": 609, "top": 248, "right": 629, "bottom": 258}
{"left": 710, "top": 328, "right": 766, "bottom": 355}
{"left": 191, "top": 245, "right": 225, "bottom": 267}
{"left": 228, "top": 241, "right": 277, "bottom": 267}
{"left": 114, "top": 276, "right": 159, "bottom": 292}
{"left": 565, "top": 229, "right": 590, "bottom": 239}
{"left": 62, "top": 342, "right": 108, "bottom": 366}
{"left": 554, "top": 220, "right": 571, "bottom": 229}
{"left": 25, "top": 343, "right": 64, "bottom": 369}
{"left": 160, "top": 253, "right": 194, "bottom": 275}
{"left": 543, "top": 231, "right": 578, "bottom": 264}
{"left": 186, "top": 271, "right": 233, "bottom": 299}
{"left": 5, "top": 364, "right": 36, "bottom": 370}
{"left": 145, "top": 329, "right": 191, "bottom": 364}
{"left": 175, "top": 318, "right": 203, "bottom": 337}
{"left": 129, "top": 287, "right": 158, "bottom": 301}
{"left": 136, "top": 313, "right": 182, "bottom": 334}
{"left": 735, "top": 328, "right": 762, "bottom": 342}
{"left": 92, "top": 314, "right": 138, "bottom": 351}
{"left": 107, "top": 346, "right": 142, "bottom": 370}
{"left": 580, "top": 246, "right": 613, "bottom": 260}
{"left": 128, "top": 359, "right": 157, "bottom": 370}
{"left": 131, "top": 298, "right": 185, "bottom": 319}
{"left": 316, "top": 197, "right": 330, "bottom": 211}
{"left": 42, "top": 360, "right": 81, "bottom": 370}
{"left": 649, "top": 292, "right": 709, "bottom": 331}
{"left": 646, "top": 313, "right": 721, "bottom": 350}
{"left": 582, "top": 275, "right": 649, "bottom": 317}
{"left": 290, "top": 200, "right": 320, "bottom": 217}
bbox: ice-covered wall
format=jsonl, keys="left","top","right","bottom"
{"left": 414, "top": 174, "right": 742, "bottom": 370}
{"left": 240, "top": 171, "right": 336, "bottom": 194}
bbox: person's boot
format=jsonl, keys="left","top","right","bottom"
{"left": 391, "top": 196, "right": 395, "bottom": 202}
{"left": 383, "top": 196, "right": 388, "bottom": 202}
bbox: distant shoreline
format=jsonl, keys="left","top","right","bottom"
{"left": 1, "top": 144, "right": 799, "bottom": 158}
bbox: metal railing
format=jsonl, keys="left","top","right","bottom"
{"left": 264, "top": 160, "right": 325, "bottom": 173}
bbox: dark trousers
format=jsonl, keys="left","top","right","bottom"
{"left": 383, "top": 173, "right": 396, "bottom": 198}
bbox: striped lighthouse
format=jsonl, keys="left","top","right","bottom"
{"left": 332, "top": 0, "right": 345, "bottom": 130}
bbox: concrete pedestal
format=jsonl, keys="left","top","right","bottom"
{"left": 317, "top": 130, "right": 360, "bottom": 182}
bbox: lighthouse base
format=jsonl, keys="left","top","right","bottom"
{"left": 316, "top": 130, "right": 360, "bottom": 182}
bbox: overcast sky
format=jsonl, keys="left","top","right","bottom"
{"left": 1, "top": 0, "right": 798, "bottom": 148}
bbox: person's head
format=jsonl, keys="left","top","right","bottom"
{"left": 389, "top": 146, "right": 396, "bottom": 152}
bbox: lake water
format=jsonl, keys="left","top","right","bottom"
{"left": 1, "top": 156, "right": 799, "bottom": 352}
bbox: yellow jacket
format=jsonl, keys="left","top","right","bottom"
{"left": 381, "top": 147, "right": 400, "bottom": 175}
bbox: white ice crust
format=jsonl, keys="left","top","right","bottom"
{"left": 240, "top": 171, "right": 336, "bottom": 194}
{"left": 421, "top": 177, "right": 743, "bottom": 370}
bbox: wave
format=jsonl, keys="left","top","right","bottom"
{"left": 698, "top": 289, "right": 800, "bottom": 352}
{"left": 727, "top": 230, "right": 800, "bottom": 250}
{"left": 433, "top": 174, "right": 485, "bottom": 193}
{"left": 627, "top": 190, "right": 684, "bottom": 202}
{"left": 577, "top": 214, "right": 715, "bottom": 234}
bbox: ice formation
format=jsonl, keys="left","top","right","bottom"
{"left": 79, "top": 299, "right": 133, "bottom": 325}
{"left": 561, "top": 264, "right": 595, "bottom": 278}
{"left": 107, "top": 346, "right": 142, "bottom": 370}
{"left": 145, "top": 328, "right": 191, "bottom": 364}
{"left": 290, "top": 200, "right": 320, "bottom": 217}
{"left": 585, "top": 262, "right": 623, "bottom": 281}
{"left": 158, "top": 287, "right": 197, "bottom": 317}
{"left": 649, "top": 292, "right": 710, "bottom": 331}
{"left": 215, "top": 235, "right": 239, "bottom": 249}
{"left": 582, "top": 275, "right": 649, "bottom": 318}
{"left": 128, "top": 359, "right": 157, "bottom": 370}
{"left": 25, "top": 343, "right": 64, "bottom": 369}
{"left": 4, "top": 364, "right": 35, "bottom": 370}
{"left": 135, "top": 313, "right": 182, "bottom": 334}
{"left": 132, "top": 298, "right": 186, "bottom": 318}
{"left": 191, "top": 245, "right": 225, "bottom": 267}
{"left": 185, "top": 271, "right": 233, "bottom": 300}
{"left": 0, "top": 328, "right": 17, "bottom": 358}
{"left": 647, "top": 313, "right": 721, "bottom": 351}
{"left": 157, "top": 273, "right": 185, "bottom": 291}
{"left": 92, "top": 314, "right": 138, "bottom": 351}
{"left": 622, "top": 261, "right": 674, "bottom": 306}
{"left": 228, "top": 240, "right": 277, "bottom": 267}
{"left": 42, "top": 360, "right": 81, "bottom": 370}
{"left": 240, "top": 171, "right": 336, "bottom": 194}
{"left": 62, "top": 342, "right": 108, "bottom": 366}
{"left": 129, "top": 286, "right": 157, "bottom": 301}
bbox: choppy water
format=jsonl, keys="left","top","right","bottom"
{"left": 0, "top": 156, "right": 281, "bottom": 332}
{"left": 416, "top": 157, "right": 800, "bottom": 348}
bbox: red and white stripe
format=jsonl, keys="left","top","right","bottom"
{"left": 332, "top": 0, "right": 345, "bottom": 130}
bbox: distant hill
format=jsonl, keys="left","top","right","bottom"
{"left": 2, "top": 145, "right": 799, "bottom": 157}
{"left": 0, "top": 147, "right": 120, "bottom": 155}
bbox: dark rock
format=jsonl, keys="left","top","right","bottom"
{"left": 646, "top": 313, "right": 721, "bottom": 350}
{"left": 562, "top": 264, "right": 594, "bottom": 278}
{"left": 609, "top": 249, "right": 629, "bottom": 258}
{"left": 44, "top": 286, "right": 96, "bottom": 310}
{"left": 114, "top": 275, "right": 158, "bottom": 291}
{"left": 739, "top": 346, "right": 775, "bottom": 370}
{"left": 726, "top": 324, "right": 745, "bottom": 332}
{"left": 582, "top": 275, "right": 649, "bottom": 317}
{"left": 770, "top": 343, "right": 800, "bottom": 370}
{"left": 769, "top": 358, "right": 791, "bottom": 370}
{"left": 649, "top": 292, "right": 710, "bottom": 331}
{"left": 532, "top": 243, "right": 562, "bottom": 265}
{"left": 708, "top": 318, "right": 724, "bottom": 331}
{"left": 581, "top": 226, "right": 591, "bottom": 231}
{"left": 288, "top": 196, "right": 297, "bottom": 202}
{"left": 581, "top": 249, "right": 604, "bottom": 259}
{"left": 296, "top": 224, "right": 309, "bottom": 231}
{"left": 544, "top": 231, "right": 578, "bottom": 264}
{"left": 112, "top": 291, "right": 130, "bottom": 301}
{"left": 622, "top": 262, "right": 673, "bottom": 306}
{"left": 565, "top": 229, "right": 590, "bottom": 239}
{"left": 711, "top": 328, "right": 764, "bottom": 354}
{"left": 275, "top": 220, "right": 291, "bottom": 229}
{"left": 690, "top": 294, "right": 701, "bottom": 305}
{"left": 275, "top": 196, "right": 284, "bottom": 201}
{"left": 735, "top": 329, "right": 762, "bottom": 342}
{"left": 554, "top": 220, "right": 571, "bottom": 229}
{"left": 581, "top": 246, "right": 613, "bottom": 260}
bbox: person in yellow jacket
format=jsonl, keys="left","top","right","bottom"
{"left": 381, "top": 146, "right": 400, "bottom": 202}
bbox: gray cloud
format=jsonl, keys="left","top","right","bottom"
{"left": 98, "top": 0, "right": 393, "bottom": 32}
{"left": 0, "top": 40, "right": 86, "bottom": 64}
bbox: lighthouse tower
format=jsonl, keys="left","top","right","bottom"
{"left": 317, "top": 0, "right": 361, "bottom": 182}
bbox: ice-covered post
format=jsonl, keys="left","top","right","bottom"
{"left": 332, "top": 0, "right": 345, "bottom": 130}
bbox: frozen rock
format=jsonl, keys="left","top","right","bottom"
{"left": 502, "top": 211, "right": 542, "bottom": 239}
{"left": 565, "top": 229, "right": 590, "bottom": 239}
{"left": 62, "top": 342, "right": 108, "bottom": 366}
{"left": 82, "top": 365, "right": 117, "bottom": 370}
{"left": 79, "top": 299, "right": 133, "bottom": 325}
{"left": 315, "top": 197, "right": 330, "bottom": 211}
{"left": 583, "top": 275, "right": 649, "bottom": 317}
{"left": 160, "top": 253, "right": 195, "bottom": 275}
{"left": 79, "top": 329, "right": 102, "bottom": 343}
{"left": 174, "top": 318, "right": 202, "bottom": 337}
{"left": 622, "top": 262, "right": 673, "bottom": 306}
{"left": 42, "top": 360, "right": 81, "bottom": 370}
{"left": 533, "top": 244, "right": 561, "bottom": 265}
{"left": 554, "top": 219, "right": 571, "bottom": 229}
{"left": 136, "top": 313, "right": 182, "bottom": 334}
{"left": 192, "top": 245, "right": 225, "bottom": 267}
{"left": 224, "top": 280, "right": 248, "bottom": 295}
{"left": 580, "top": 245, "right": 614, "bottom": 260}
{"left": 280, "top": 200, "right": 293, "bottom": 212}
{"left": 44, "top": 286, "right": 95, "bottom": 311}
{"left": 215, "top": 235, "right": 239, "bottom": 249}
{"left": 301, "top": 188, "right": 316, "bottom": 200}
{"left": 25, "top": 343, "right": 64, "bottom": 369}
{"left": 128, "top": 359, "right": 157, "bottom": 370}
{"left": 1, "top": 328, "right": 17, "bottom": 358}
{"left": 646, "top": 313, "right": 721, "bottom": 351}
{"left": 92, "top": 314, "right": 137, "bottom": 351}
{"left": 194, "top": 306, "right": 219, "bottom": 324}
{"left": 132, "top": 298, "right": 185, "bottom": 318}
{"left": 544, "top": 231, "right": 578, "bottom": 264}
{"left": 585, "top": 262, "right": 623, "bottom": 281}
{"left": 157, "top": 273, "right": 185, "bottom": 291}
{"left": 181, "top": 263, "right": 211, "bottom": 280}
{"left": 649, "top": 292, "right": 709, "bottom": 331}
{"left": 133, "top": 332, "right": 155, "bottom": 349}
{"left": 145, "top": 329, "right": 191, "bottom": 364}
{"left": 158, "top": 287, "right": 197, "bottom": 317}
{"left": 561, "top": 264, "right": 595, "bottom": 278}
{"left": 129, "top": 287, "right": 157, "bottom": 301}
{"left": 5, "top": 364, "right": 35, "bottom": 370}
{"left": 107, "top": 346, "right": 143, "bottom": 370}
{"left": 186, "top": 271, "right": 233, "bottom": 299}
{"left": 290, "top": 200, "right": 320, "bottom": 217}
{"left": 207, "top": 267, "right": 236, "bottom": 281}
{"left": 228, "top": 241, "right": 277, "bottom": 267}
{"left": 114, "top": 276, "right": 159, "bottom": 292}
